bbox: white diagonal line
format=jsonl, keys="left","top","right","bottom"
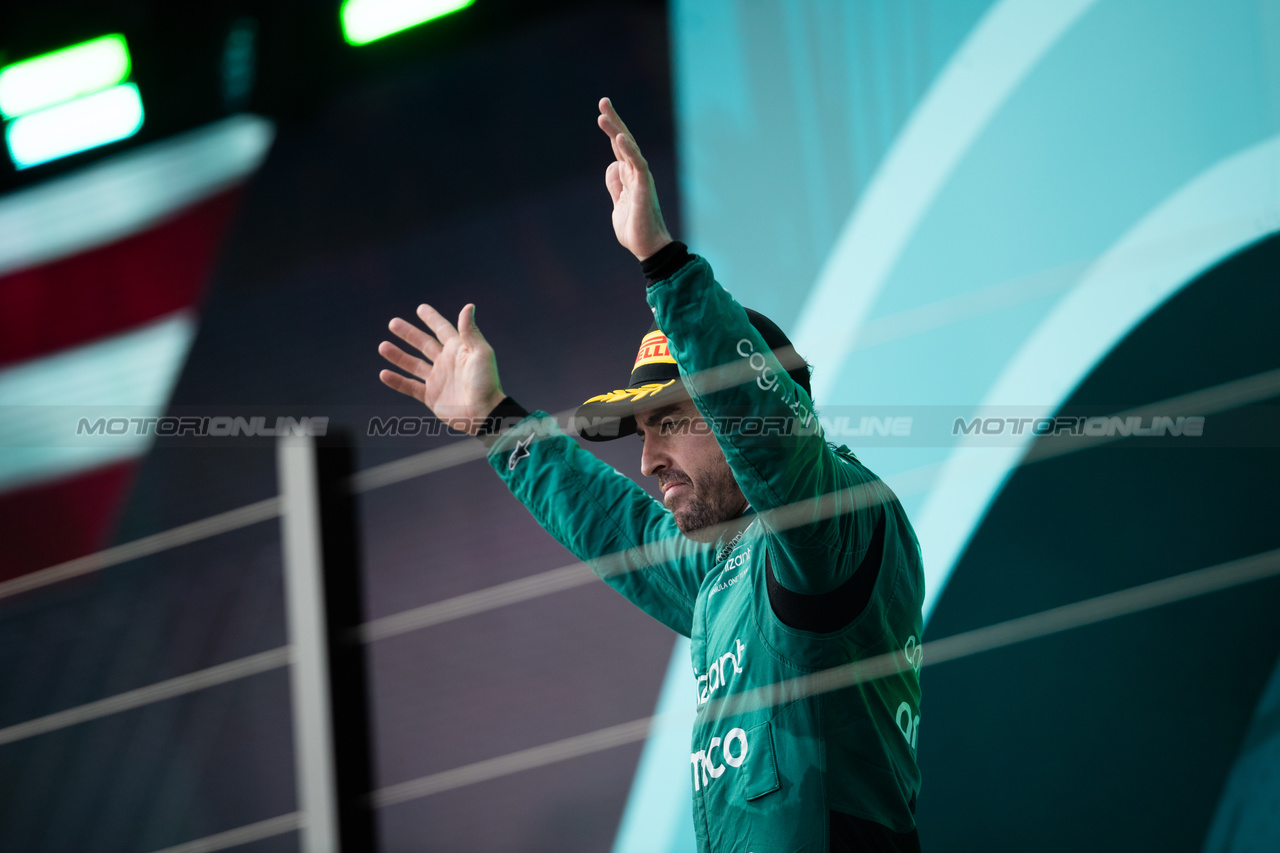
{"left": 7, "top": 366, "right": 1272, "bottom": 640}
{"left": 713, "top": 547, "right": 1280, "bottom": 718}
{"left": 366, "top": 546, "right": 1280, "bottom": 807}
{"left": 0, "top": 497, "right": 280, "bottom": 602}
{"left": 348, "top": 437, "right": 488, "bottom": 493}
{"left": 370, "top": 716, "right": 659, "bottom": 808}
{"left": 358, "top": 462, "right": 941, "bottom": 643}
{"left": 358, "top": 563, "right": 597, "bottom": 642}
{"left": 1025, "top": 367, "right": 1280, "bottom": 463}
{"left": 145, "top": 812, "right": 302, "bottom": 853}
{"left": 0, "top": 647, "right": 290, "bottom": 746}
{"left": 356, "top": 355, "right": 1275, "bottom": 641}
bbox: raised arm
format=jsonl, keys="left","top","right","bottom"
{"left": 377, "top": 301, "right": 709, "bottom": 634}
{"left": 597, "top": 98, "right": 889, "bottom": 596}
{"left": 598, "top": 97, "right": 673, "bottom": 263}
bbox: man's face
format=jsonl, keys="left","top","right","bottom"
{"left": 636, "top": 399, "right": 746, "bottom": 541}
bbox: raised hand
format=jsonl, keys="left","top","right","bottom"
{"left": 598, "top": 97, "right": 673, "bottom": 261}
{"left": 378, "top": 303, "right": 506, "bottom": 435}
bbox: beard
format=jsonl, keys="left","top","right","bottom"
{"left": 661, "top": 460, "right": 745, "bottom": 542}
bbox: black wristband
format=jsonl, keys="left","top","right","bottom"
{"left": 475, "top": 396, "right": 531, "bottom": 448}
{"left": 641, "top": 241, "right": 693, "bottom": 285}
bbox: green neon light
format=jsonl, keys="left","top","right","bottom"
{"left": 0, "top": 34, "right": 131, "bottom": 119}
{"left": 341, "top": 0, "right": 474, "bottom": 46}
{"left": 6, "top": 83, "right": 144, "bottom": 169}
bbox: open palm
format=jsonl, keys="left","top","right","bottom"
{"left": 598, "top": 97, "right": 672, "bottom": 261}
{"left": 378, "top": 303, "right": 505, "bottom": 434}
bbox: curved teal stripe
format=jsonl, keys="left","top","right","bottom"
{"left": 1202, "top": 650, "right": 1280, "bottom": 852}
{"left": 611, "top": 637, "right": 696, "bottom": 853}
{"left": 792, "top": 0, "right": 1097, "bottom": 395}
{"left": 669, "top": 0, "right": 998, "bottom": 328}
{"left": 915, "top": 134, "right": 1280, "bottom": 618}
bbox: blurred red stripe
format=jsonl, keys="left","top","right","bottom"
{"left": 0, "top": 460, "right": 137, "bottom": 584}
{"left": 0, "top": 186, "right": 247, "bottom": 582}
{"left": 0, "top": 188, "right": 242, "bottom": 369}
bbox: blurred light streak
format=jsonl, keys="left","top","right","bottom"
{"left": 5, "top": 533, "right": 1277, "bottom": 834}
{"left": 369, "top": 546, "right": 1280, "bottom": 808}
{"left": 370, "top": 716, "right": 658, "bottom": 807}
{"left": 845, "top": 206, "right": 1279, "bottom": 357}
{"left": 4, "top": 539, "right": 1274, "bottom": 761}
{"left": 55, "top": 541, "right": 1279, "bottom": 850}
{"left": 348, "top": 435, "right": 488, "bottom": 493}
{"left": 0, "top": 312, "right": 195, "bottom": 491}
{"left": 355, "top": 462, "right": 943, "bottom": 645}
{"left": 357, "top": 563, "right": 596, "bottom": 642}
{"left": 1023, "top": 368, "right": 1280, "bottom": 464}
{"left": 147, "top": 813, "right": 302, "bottom": 853}
{"left": 848, "top": 258, "right": 1084, "bottom": 353}
{"left": 0, "top": 34, "right": 130, "bottom": 119}
{"left": 0, "top": 646, "right": 290, "bottom": 746}
{"left": 6, "top": 83, "right": 143, "bottom": 169}
{"left": 0, "top": 114, "right": 273, "bottom": 277}
{"left": 713, "top": 547, "right": 1280, "bottom": 720}
{"left": 0, "top": 497, "right": 280, "bottom": 603}
{"left": 340, "top": 0, "right": 474, "bottom": 46}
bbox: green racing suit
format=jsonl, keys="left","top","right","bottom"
{"left": 484, "top": 254, "right": 925, "bottom": 852}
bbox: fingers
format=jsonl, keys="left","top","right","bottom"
{"left": 606, "top": 120, "right": 623, "bottom": 164}
{"left": 457, "top": 303, "right": 480, "bottom": 339}
{"left": 378, "top": 340, "right": 431, "bottom": 379}
{"left": 600, "top": 114, "right": 627, "bottom": 175}
{"left": 379, "top": 368, "right": 425, "bottom": 400}
{"left": 599, "top": 112, "right": 622, "bottom": 155}
{"left": 615, "top": 130, "right": 646, "bottom": 168}
{"left": 598, "top": 97, "right": 632, "bottom": 141}
{"left": 605, "top": 161, "right": 623, "bottom": 203}
{"left": 416, "top": 303, "right": 459, "bottom": 343}
{"left": 388, "top": 316, "right": 442, "bottom": 360}
{"left": 598, "top": 97, "right": 646, "bottom": 168}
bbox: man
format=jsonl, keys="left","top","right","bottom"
{"left": 378, "top": 98, "right": 924, "bottom": 853}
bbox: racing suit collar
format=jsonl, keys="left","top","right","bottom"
{"left": 713, "top": 505, "right": 756, "bottom": 564}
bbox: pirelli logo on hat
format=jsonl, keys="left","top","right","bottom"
{"left": 634, "top": 330, "right": 676, "bottom": 370}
